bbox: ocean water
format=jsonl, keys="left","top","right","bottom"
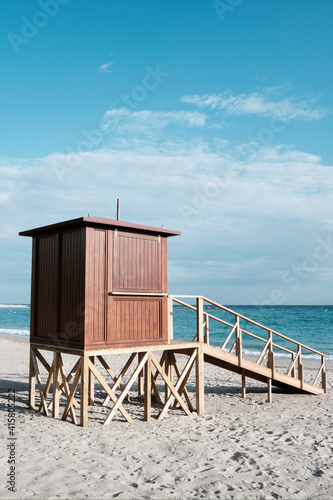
{"left": 0, "top": 305, "right": 332, "bottom": 361}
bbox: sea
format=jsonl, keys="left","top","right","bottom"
{"left": 0, "top": 305, "right": 332, "bottom": 362}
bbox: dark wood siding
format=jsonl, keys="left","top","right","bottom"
{"left": 113, "top": 231, "right": 162, "bottom": 293}
{"left": 106, "top": 296, "right": 167, "bottom": 345}
{"left": 58, "top": 230, "right": 85, "bottom": 345}
{"left": 33, "top": 234, "right": 59, "bottom": 339}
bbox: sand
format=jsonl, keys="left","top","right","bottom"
{"left": 0, "top": 336, "right": 332, "bottom": 500}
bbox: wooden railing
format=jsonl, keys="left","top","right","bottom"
{"left": 168, "top": 295, "right": 327, "bottom": 393}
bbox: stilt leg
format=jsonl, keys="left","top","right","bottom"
{"left": 88, "top": 356, "right": 95, "bottom": 406}
{"left": 138, "top": 352, "right": 145, "bottom": 396}
{"left": 196, "top": 346, "right": 204, "bottom": 415}
{"left": 267, "top": 378, "right": 272, "bottom": 403}
{"left": 29, "top": 345, "right": 36, "bottom": 410}
{"left": 241, "top": 371, "right": 246, "bottom": 399}
{"left": 53, "top": 352, "right": 60, "bottom": 418}
{"left": 144, "top": 353, "right": 151, "bottom": 421}
{"left": 80, "top": 356, "right": 89, "bottom": 427}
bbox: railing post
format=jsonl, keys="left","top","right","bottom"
{"left": 204, "top": 313, "right": 209, "bottom": 344}
{"left": 197, "top": 297, "right": 204, "bottom": 343}
{"left": 267, "top": 331, "right": 274, "bottom": 403}
{"left": 235, "top": 315, "right": 242, "bottom": 367}
{"left": 291, "top": 353, "right": 296, "bottom": 378}
{"left": 297, "top": 345, "right": 304, "bottom": 390}
{"left": 321, "top": 355, "right": 327, "bottom": 393}
{"left": 168, "top": 296, "right": 173, "bottom": 342}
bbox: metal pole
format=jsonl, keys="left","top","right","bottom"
{"left": 117, "top": 199, "right": 120, "bottom": 220}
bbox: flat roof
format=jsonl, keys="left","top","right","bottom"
{"left": 19, "top": 216, "right": 181, "bottom": 238}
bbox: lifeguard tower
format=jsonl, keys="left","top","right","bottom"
{"left": 20, "top": 216, "right": 327, "bottom": 427}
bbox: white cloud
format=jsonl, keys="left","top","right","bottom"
{"left": 97, "top": 61, "right": 113, "bottom": 74}
{"left": 180, "top": 89, "right": 329, "bottom": 121}
{"left": 103, "top": 108, "right": 207, "bottom": 133}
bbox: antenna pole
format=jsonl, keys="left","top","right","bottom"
{"left": 117, "top": 199, "right": 120, "bottom": 220}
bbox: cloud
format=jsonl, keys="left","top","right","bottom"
{"left": 180, "top": 88, "right": 329, "bottom": 121}
{"left": 102, "top": 108, "right": 207, "bottom": 136}
{"left": 97, "top": 61, "right": 113, "bottom": 74}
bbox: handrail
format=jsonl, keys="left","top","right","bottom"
{"left": 169, "top": 294, "right": 327, "bottom": 393}
{"left": 170, "top": 295, "right": 327, "bottom": 357}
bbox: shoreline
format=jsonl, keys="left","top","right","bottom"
{"left": 0, "top": 304, "right": 30, "bottom": 308}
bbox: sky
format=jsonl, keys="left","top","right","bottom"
{"left": 1, "top": 0, "right": 333, "bottom": 305}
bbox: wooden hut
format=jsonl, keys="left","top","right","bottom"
{"left": 20, "top": 216, "right": 181, "bottom": 350}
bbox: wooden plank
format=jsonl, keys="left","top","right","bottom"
{"left": 31, "top": 349, "right": 48, "bottom": 415}
{"left": 159, "top": 350, "right": 196, "bottom": 418}
{"left": 80, "top": 355, "right": 89, "bottom": 427}
{"left": 267, "top": 377, "right": 272, "bottom": 403}
{"left": 100, "top": 353, "right": 135, "bottom": 406}
{"left": 104, "top": 353, "right": 148, "bottom": 425}
{"left": 88, "top": 356, "right": 95, "bottom": 405}
{"left": 34, "top": 349, "right": 52, "bottom": 372}
{"left": 241, "top": 371, "right": 246, "bottom": 399}
{"left": 29, "top": 346, "right": 36, "bottom": 410}
{"left": 58, "top": 354, "right": 77, "bottom": 425}
{"left": 52, "top": 352, "right": 60, "bottom": 418}
{"left": 322, "top": 370, "right": 327, "bottom": 393}
{"left": 138, "top": 352, "right": 144, "bottom": 396}
{"left": 39, "top": 359, "right": 54, "bottom": 413}
{"left": 149, "top": 353, "right": 191, "bottom": 419}
{"left": 62, "top": 360, "right": 82, "bottom": 421}
{"left": 169, "top": 352, "right": 194, "bottom": 411}
{"left": 144, "top": 353, "right": 152, "bottom": 421}
{"left": 87, "top": 358, "right": 133, "bottom": 423}
{"left": 196, "top": 297, "right": 204, "bottom": 343}
{"left": 196, "top": 345, "right": 204, "bottom": 415}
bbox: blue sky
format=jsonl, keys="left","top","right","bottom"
{"left": 1, "top": 0, "right": 333, "bottom": 304}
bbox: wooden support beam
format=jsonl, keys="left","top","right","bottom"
{"left": 144, "top": 353, "right": 152, "bottom": 421}
{"left": 80, "top": 356, "right": 89, "bottom": 427}
{"left": 101, "top": 353, "right": 136, "bottom": 406}
{"left": 62, "top": 361, "right": 82, "bottom": 422}
{"left": 87, "top": 358, "right": 132, "bottom": 423}
{"left": 138, "top": 352, "right": 145, "bottom": 396}
{"left": 169, "top": 352, "right": 194, "bottom": 411}
{"left": 39, "top": 360, "right": 54, "bottom": 413}
{"left": 196, "top": 297, "right": 204, "bottom": 343}
{"left": 267, "top": 377, "right": 272, "bottom": 403}
{"left": 322, "top": 370, "right": 327, "bottom": 394}
{"left": 88, "top": 356, "right": 95, "bottom": 406}
{"left": 241, "top": 371, "right": 246, "bottom": 399}
{"left": 29, "top": 346, "right": 36, "bottom": 410}
{"left": 58, "top": 354, "right": 77, "bottom": 425}
{"left": 159, "top": 350, "right": 196, "bottom": 419}
{"left": 164, "top": 351, "right": 173, "bottom": 401}
{"left": 104, "top": 353, "right": 148, "bottom": 425}
{"left": 31, "top": 349, "right": 48, "bottom": 415}
{"left": 149, "top": 353, "right": 191, "bottom": 419}
{"left": 52, "top": 352, "right": 61, "bottom": 418}
{"left": 196, "top": 345, "right": 204, "bottom": 415}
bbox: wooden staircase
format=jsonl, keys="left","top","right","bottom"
{"left": 169, "top": 296, "right": 328, "bottom": 399}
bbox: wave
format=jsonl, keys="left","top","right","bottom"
{"left": 0, "top": 328, "right": 30, "bottom": 336}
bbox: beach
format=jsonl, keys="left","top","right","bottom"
{"left": 0, "top": 336, "right": 332, "bottom": 500}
